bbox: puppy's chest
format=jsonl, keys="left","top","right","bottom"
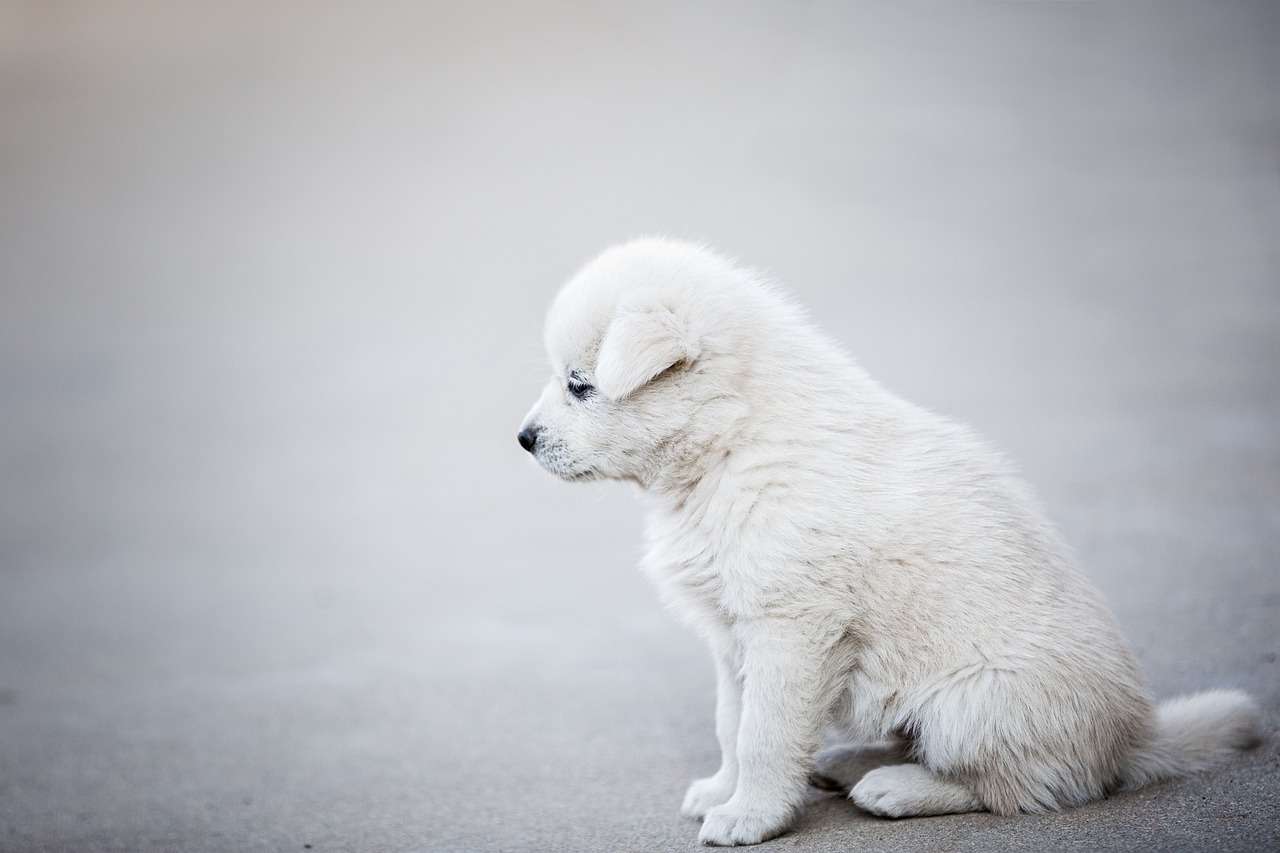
{"left": 639, "top": 508, "right": 757, "bottom": 621}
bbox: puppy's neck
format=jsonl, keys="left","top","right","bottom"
{"left": 637, "top": 391, "right": 750, "bottom": 501}
{"left": 644, "top": 445, "right": 734, "bottom": 511}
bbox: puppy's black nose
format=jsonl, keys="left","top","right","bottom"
{"left": 517, "top": 425, "right": 540, "bottom": 453}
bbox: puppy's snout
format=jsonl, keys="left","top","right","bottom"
{"left": 517, "top": 424, "right": 541, "bottom": 453}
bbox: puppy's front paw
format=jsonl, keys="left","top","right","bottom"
{"left": 682, "top": 773, "right": 736, "bottom": 819}
{"left": 698, "top": 800, "right": 792, "bottom": 846}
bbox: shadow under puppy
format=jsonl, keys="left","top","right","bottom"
{"left": 517, "top": 239, "right": 1260, "bottom": 847}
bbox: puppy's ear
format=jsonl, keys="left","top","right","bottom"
{"left": 595, "top": 307, "right": 696, "bottom": 400}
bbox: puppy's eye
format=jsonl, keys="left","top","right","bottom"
{"left": 567, "top": 378, "right": 594, "bottom": 400}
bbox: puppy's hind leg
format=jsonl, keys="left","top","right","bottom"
{"left": 850, "top": 765, "right": 983, "bottom": 818}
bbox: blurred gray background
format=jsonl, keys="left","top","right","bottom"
{"left": 2, "top": 2, "right": 1278, "bottom": 851}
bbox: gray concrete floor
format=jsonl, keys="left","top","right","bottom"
{"left": 2, "top": 2, "right": 1278, "bottom": 851}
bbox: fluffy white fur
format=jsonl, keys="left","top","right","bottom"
{"left": 519, "top": 239, "right": 1261, "bottom": 846}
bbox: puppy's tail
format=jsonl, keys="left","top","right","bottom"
{"left": 1119, "top": 689, "right": 1262, "bottom": 789}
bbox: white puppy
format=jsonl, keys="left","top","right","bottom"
{"left": 517, "top": 239, "right": 1261, "bottom": 846}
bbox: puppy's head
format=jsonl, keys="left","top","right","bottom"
{"left": 518, "top": 239, "right": 748, "bottom": 486}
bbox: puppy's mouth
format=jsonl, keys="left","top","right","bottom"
{"left": 532, "top": 446, "right": 598, "bottom": 482}
{"left": 543, "top": 459, "right": 598, "bottom": 482}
